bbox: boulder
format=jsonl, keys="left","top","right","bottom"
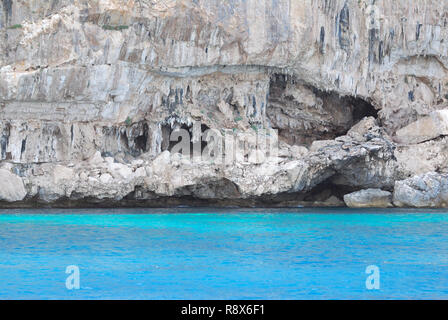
{"left": 53, "top": 165, "right": 74, "bottom": 184}
{"left": 134, "top": 167, "right": 147, "bottom": 178}
{"left": 344, "top": 189, "right": 393, "bottom": 208}
{"left": 395, "top": 110, "right": 448, "bottom": 144}
{"left": 109, "top": 163, "right": 134, "bottom": 180}
{"left": 0, "top": 169, "right": 27, "bottom": 202}
{"left": 347, "top": 117, "right": 378, "bottom": 140}
{"left": 88, "top": 151, "right": 104, "bottom": 165}
{"left": 310, "top": 140, "right": 339, "bottom": 152}
{"left": 248, "top": 149, "right": 266, "bottom": 164}
{"left": 152, "top": 151, "right": 171, "bottom": 174}
{"left": 393, "top": 172, "right": 448, "bottom": 208}
{"left": 99, "top": 173, "right": 113, "bottom": 184}
{"left": 290, "top": 145, "right": 309, "bottom": 159}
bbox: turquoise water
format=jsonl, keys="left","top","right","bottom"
{"left": 0, "top": 208, "right": 447, "bottom": 300}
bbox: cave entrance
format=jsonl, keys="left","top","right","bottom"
{"left": 101, "top": 121, "right": 150, "bottom": 158}
{"left": 302, "top": 177, "right": 357, "bottom": 203}
{"left": 134, "top": 123, "right": 149, "bottom": 153}
{"left": 350, "top": 96, "right": 378, "bottom": 123}
{"left": 267, "top": 74, "right": 378, "bottom": 146}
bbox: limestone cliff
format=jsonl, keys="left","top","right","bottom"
{"left": 0, "top": 0, "right": 447, "bottom": 208}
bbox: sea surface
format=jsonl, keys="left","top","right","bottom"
{"left": 0, "top": 208, "right": 447, "bottom": 300}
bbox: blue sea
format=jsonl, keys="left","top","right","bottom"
{"left": 0, "top": 208, "right": 447, "bottom": 300}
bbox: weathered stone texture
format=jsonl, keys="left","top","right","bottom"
{"left": 344, "top": 189, "right": 392, "bottom": 208}
{"left": 393, "top": 172, "right": 448, "bottom": 208}
{"left": 0, "top": 1, "right": 447, "bottom": 207}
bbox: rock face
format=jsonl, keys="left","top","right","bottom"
{"left": 344, "top": 189, "right": 392, "bottom": 208}
{"left": 0, "top": 1, "right": 447, "bottom": 207}
{"left": 393, "top": 173, "right": 448, "bottom": 208}
{"left": 0, "top": 169, "right": 27, "bottom": 202}
{"left": 395, "top": 110, "right": 448, "bottom": 145}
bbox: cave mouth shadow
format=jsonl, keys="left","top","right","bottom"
{"left": 302, "top": 177, "right": 357, "bottom": 202}
{"left": 268, "top": 74, "right": 379, "bottom": 146}
{"left": 349, "top": 96, "right": 378, "bottom": 123}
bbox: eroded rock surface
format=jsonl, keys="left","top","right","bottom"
{"left": 395, "top": 110, "right": 448, "bottom": 145}
{"left": 393, "top": 173, "right": 448, "bottom": 208}
{"left": 344, "top": 189, "right": 392, "bottom": 208}
{"left": 0, "top": 168, "right": 26, "bottom": 202}
{"left": 0, "top": 1, "right": 447, "bottom": 207}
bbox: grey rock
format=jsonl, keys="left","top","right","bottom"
{"left": 393, "top": 172, "right": 448, "bottom": 208}
{"left": 0, "top": 169, "right": 27, "bottom": 202}
{"left": 395, "top": 110, "right": 448, "bottom": 145}
{"left": 344, "top": 189, "right": 392, "bottom": 208}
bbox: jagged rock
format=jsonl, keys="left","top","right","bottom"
{"left": 53, "top": 165, "right": 74, "bottom": 184}
{"left": 248, "top": 150, "right": 266, "bottom": 164}
{"left": 395, "top": 137, "right": 448, "bottom": 178}
{"left": 290, "top": 145, "right": 309, "bottom": 158}
{"left": 344, "top": 189, "right": 393, "bottom": 208}
{"left": 109, "top": 163, "right": 133, "bottom": 180}
{"left": 89, "top": 151, "right": 104, "bottom": 165}
{"left": 310, "top": 140, "right": 340, "bottom": 152}
{"left": 0, "top": 169, "right": 27, "bottom": 202}
{"left": 134, "top": 167, "right": 147, "bottom": 178}
{"left": 393, "top": 172, "right": 448, "bottom": 208}
{"left": 395, "top": 110, "right": 448, "bottom": 144}
{"left": 99, "top": 173, "right": 113, "bottom": 184}
{"left": 347, "top": 117, "right": 378, "bottom": 141}
{"left": 152, "top": 151, "right": 171, "bottom": 175}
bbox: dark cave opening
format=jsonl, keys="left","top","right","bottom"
{"left": 161, "top": 122, "right": 210, "bottom": 156}
{"left": 243, "top": 175, "right": 357, "bottom": 207}
{"left": 100, "top": 121, "right": 151, "bottom": 158}
{"left": 133, "top": 123, "right": 149, "bottom": 153}
{"left": 302, "top": 177, "right": 357, "bottom": 203}
{"left": 350, "top": 96, "right": 378, "bottom": 123}
{"left": 267, "top": 74, "right": 379, "bottom": 146}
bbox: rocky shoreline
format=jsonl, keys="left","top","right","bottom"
{"left": 1, "top": 116, "right": 447, "bottom": 209}
{"left": 1, "top": 1, "right": 448, "bottom": 209}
